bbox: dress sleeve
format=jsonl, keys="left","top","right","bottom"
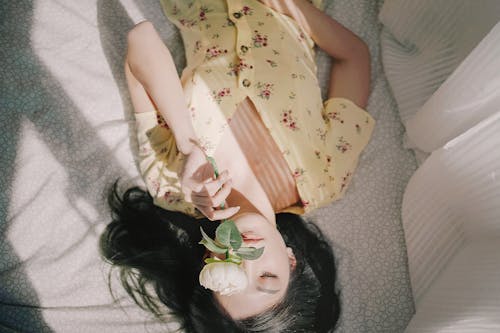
{"left": 159, "top": 0, "right": 190, "bottom": 27}
{"left": 135, "top": 111, "right": 203, "bottom": 218}
{"left": 322, "top": 97, "right": 375, "bottom": 198}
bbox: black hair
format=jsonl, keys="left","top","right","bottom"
{"left": 100, "top": 183, "right": 340, "bottom": 332}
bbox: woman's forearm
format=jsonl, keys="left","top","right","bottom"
{"left": 263, "top": 0, "right": 371, "bottom": 107}
{"left": 141, "top": 54, "right": 197, "bottom": 155}
{"left": 126, "top": 21, "right": 197, "bottom": 155}
{"left": 277, "top": 0, "right": 366, "bottom": 59}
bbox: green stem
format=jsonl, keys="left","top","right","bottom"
{"left": 206, "top": 156, "right": 226, "bottom": 212}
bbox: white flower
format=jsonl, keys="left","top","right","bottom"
{"left": 199, "top": 262, "right": 248, "bottom": 296}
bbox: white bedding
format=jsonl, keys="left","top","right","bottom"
{"left": 0, "top": 1, "right": 416, "bottom": 332}
{"left": 379, "top": 0, "right": 500, "bottom": 331}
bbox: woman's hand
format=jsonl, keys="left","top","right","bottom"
{"left": 180, "top": 144, "right": 240, "bottom": 221}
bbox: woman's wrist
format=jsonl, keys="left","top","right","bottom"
{"left": 177, "top": 136, "right": 198, "bottom": 155}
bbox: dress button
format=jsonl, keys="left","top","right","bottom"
{"left": 242, "top": 79, "right": 251, "bottom": 87}
{"left": 240, "top": 45, "right": 248, "bottom": 54}
{"left": 233, "top": 12, "right": 242, "bottom": 19}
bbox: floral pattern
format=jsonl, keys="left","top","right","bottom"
{"left": 316, "top": 128, "right": 327, "bottom": 142}
{"left": 280, "top": 109, "right": 299, "bottom": 131}
{"left": 325, "top": 110, "right": 344, "bottom": 123}
{"left": 252, "top": 30, "right": 268, "bottom": 47}
{"left": 164, "top": 191, "right": 183, "bottom": 205}
{"left": 179, "top": 18, "right": 197, "bottom": 27}
{"left": 355, "top": 123, "right": 362, "bottom": 134}
{"left": 156, "top": 113, "right": 169, "bottom": 129}
{"left": 227, "top": 59, "right": 252, "bottom": 76}
{"left": 256, "top": 81, "right": 274, "bottom": 99}
{"left": 151, "top": 0, "right": 375, "bottom": 215}
{"left": 340, "top": 171, "right": 352, "bottom": 192}
{"left": 336, "top": 136, "right": 352, "bottom": 153}
{"left": 212, "top": 87, "right": 231, "bottom": 104}
{"left": 198, "top": 5, "right": 212, "bottom": 21}
{"left": 194, "top": 40, "right": 202, "bottom": 53}
{"left": 266, "top": 59, "right": 277, "bottom": 67}
{"left": 293, "top": 167, "right": 305, "bottom": 178}
{"left": 241, "top": 5, "right": 253, "bottom": 16}
{"left": 205, "top": 45, "right": 228, "bottom": 60}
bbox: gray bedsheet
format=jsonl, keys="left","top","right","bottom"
{"left": 0, "top": 0, "right": 416, "bottom": 332}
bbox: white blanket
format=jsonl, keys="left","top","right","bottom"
{"left": 0, "top": 1, "right": 416, "bottom": 332}
{"left": 380, "top": 0, "right": 500, "bottom": 331}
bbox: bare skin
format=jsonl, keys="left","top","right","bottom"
{"left": 123, "top": 0, "right": 370, "bottom": 319}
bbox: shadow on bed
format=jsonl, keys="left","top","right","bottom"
{"left": 0, "top": 2, "right": 132, "bottom": 331}
{"left": 95, "top": 0, "right": 185, "bottom": 181}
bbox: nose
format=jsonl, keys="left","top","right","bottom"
{"left": 241, "top": 258, "right": 256, "bottom": 282}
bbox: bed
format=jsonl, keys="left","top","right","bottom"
{"left": 1, "top": 0, "right": 433, "bottom": 332}
{"left": 380, "top": 1, "right": 500, "bottom": 331}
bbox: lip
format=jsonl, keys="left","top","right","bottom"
{"left": 241, "top": 232, "right": 263, "bottom": 245}
{"left": 241, "top": 232, "right": 263, "bottom": 241}
{"left": 242, "top": 239, "right": 263, "bottom": 246}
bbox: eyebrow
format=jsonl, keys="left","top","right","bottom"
{"left": 257, "top": 286, "right": 280, "bottom": 295}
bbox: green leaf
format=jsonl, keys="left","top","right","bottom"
{"left": 234, "top": 246, "right": 265, "bottom": 260}
{"left": 199, "top": 227, "right": 227, "bottom": 254}
{"left": 204, "top": 258, "right": 220, "bottom": 264}
{"left": 204, "top": 256, "right": 242, "bottom": 265}
{"left": 226, "top": 253, "right": 242, "bottom": 265}
{"left": 216, "top": 220, "right": 242, "bottom": 250}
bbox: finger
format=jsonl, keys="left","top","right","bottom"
{"left": 209, "top": 179, "right": 233, "bottom": 207}
{"left": 183, "top": 192, "right": 193, "bottom": 203}
{"left": 210, "top": 206, "right": 241, "bottom": 221}
{"left": 196, "top": 206, "right": 215, "bottom": 220}
{"left": 190, "top": 194, "right": 212, "bottom": 207}
{"left": 182, "top": 167, "right": 215, "bottom": 193}
{"left": 191, "top": 179, "right": 233, "bottom": 207}
{"left": 196, "top": 205, "right": 240, "bottom": 221}
{"left": 183, "top": 176, "right": 207, "bottom": 193}
{"left": 203, "top": 170, "right": 230, "bottom": 196}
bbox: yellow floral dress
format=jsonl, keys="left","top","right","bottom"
{"left": 135, "top": 0, "right": 375, "bottom": 217}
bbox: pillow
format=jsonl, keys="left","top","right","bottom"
{"left": 405, "top": 22, "right": 500, "bottom": 152}
{"left": 379, "top": 0, "right": 500, "bottom": 136}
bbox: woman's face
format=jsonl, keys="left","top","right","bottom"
{"left": 214, "top": 213, "right": 295, "bottom": 319}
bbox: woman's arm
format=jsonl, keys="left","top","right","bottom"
{"left": 260, "top": 0, "right": 370, "bottom": 108}
{"left": 126, "top": 21, "right": 197, "bottom": 154}
{"left": 126, "top": 21, "right": 238, "bottom": 220}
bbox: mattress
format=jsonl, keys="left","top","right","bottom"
{"left": 0, "top": 1, "right": 416, "bottom": 332}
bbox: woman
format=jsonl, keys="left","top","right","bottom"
{"left": 101, "top": 0, "right": 374, "bottom": 331}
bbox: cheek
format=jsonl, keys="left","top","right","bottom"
{"left": 263, "top": 246, "right": 291, "bottom": 274}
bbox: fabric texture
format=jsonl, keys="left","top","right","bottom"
{"left": 137, "top": 98, "right": 373, "bottom": 217}
{"left": 405, "top": 22, "right": 500, "bottom": 153}
{"left": 380, "top": 1, "right": 500, "bottom": 331}
{"left": 403, "top": 110, "right": 500, "bottom": 332}
{"left": 379, "top": 0, "right": 500, "bottom": 164}
{"left": 147, "top": 0, "right": 375, "bottom": 216}
{"left": 227, "top": 97, "right": 301, "bottom": 213}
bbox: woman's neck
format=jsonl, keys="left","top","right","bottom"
{"left": 226, "top": 188, "right": 276, "bottom": 226}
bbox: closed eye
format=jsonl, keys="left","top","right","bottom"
{"left": 260, "top": 272, "right": 277, "bottom": 278}
{"left": 257, "top": 285, "right": 280, "bottom": 294}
